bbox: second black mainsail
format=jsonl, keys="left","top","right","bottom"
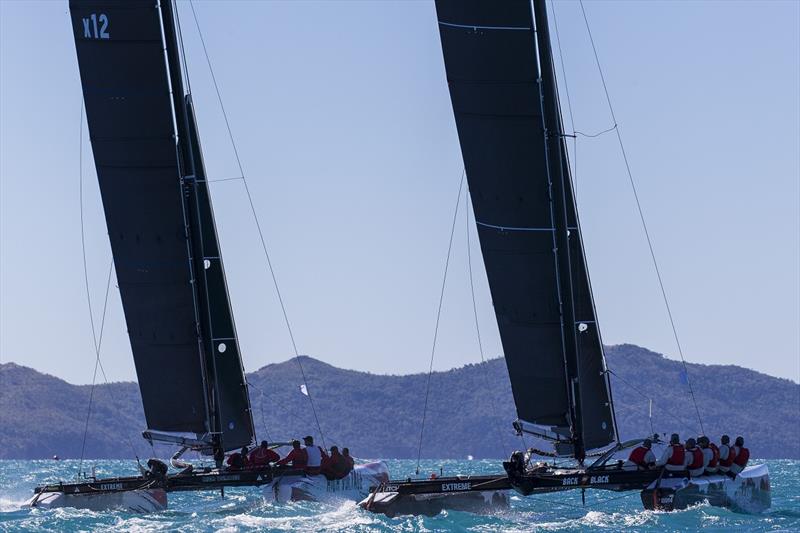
{"left": 69, "top": 0, "right": 254, "bottom": 453}
{"left": 435, "top": 0, "right": 616, "bottom": 458}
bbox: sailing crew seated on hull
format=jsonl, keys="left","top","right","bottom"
{"left": 322, "top": 446, "right": 350, "bottom": 480}
{"left": 342, "top": 447, "right": 355, "bottom": 471}
{"left": 685, "top": 438, "right": 706, "bottom": 477}
{"left": 657, "top": 433, "right": 687, "bottom": 472}
{"left": 729, "top": 436, "right": 750, "bottom": 476}
{"left": 628, "top": 439, "right": 656, "bottom": 469}
{"left": 248, "top": 440, "right": 280, "bottom": 468}
{"left": 277, "top": 440, "right": 308, "bottom": 469}
{"left": 717, "top": 434, "right": 735, "bottom": 474}
{"left": 302, "top": 435, "right": 328, "bottom": 476}
{"left": 226, "top": 446, "right": 250, "bottom": 470}
{"left": 699, "top": 436, "right": 720, "bottom": 475}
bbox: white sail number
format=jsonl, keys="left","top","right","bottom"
{"left": 82, "top": 13, "right": 110, "bottom": 40}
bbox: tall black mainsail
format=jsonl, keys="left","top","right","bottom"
{"left": 69, "top": 0, "right": 254, "bottom": 453}
{"left": 435, "top": 0, "right": 617, "bottom": 458}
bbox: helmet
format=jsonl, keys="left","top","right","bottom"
{"left": 643, "top": 439, "right": 652, "bottom": 448}
{"left": 698, "top": 436, "right": 709, "bottom": 446}
{"left": 685, "top": 438, "right": 696, "bottom": 448}
{"left": 721, "top": 435, "right": 730, "bottom": 444}
{"left": 670, "top": 433, "right": 680, "bottom": 444}
{"left": 735, "top": 436, "right": 744, "bottom": 446}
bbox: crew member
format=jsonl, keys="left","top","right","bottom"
{"left": 717, "top": 435, "right": 735, "bottom": 474}
{"left": 657, "top": 433, "right": 687, "bottom": 472}
{"left": 699, "top": 436, "right": 720, "bottom": 475}
{"left": 248, "top": 440, "right": 280, "bottom": 468}
{"left": 226, "top": 446, "right": 249, "bottom": 470}
{"left": 729, "top": 436, "right": 750, "bottom": 476}
{"left": 322, "top": 446, "right": 349, "bottom": 480}
{"left": 628, "top": 438, "right": 656, "bottom": 469}
{"left": 342, "top": 447, "right": 355, "bottom": 473}
{"left": 685, "top": 438, "right": 705, "bottom": 477}
{"left": 277, "top": 440, "right": 308, "bottom": 469}
{"left": 302, "top": 435, "right": 328, "bottom": 475}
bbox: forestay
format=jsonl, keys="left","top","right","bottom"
{"left": 434, "top": 0, "right": 615, "bottom": 454}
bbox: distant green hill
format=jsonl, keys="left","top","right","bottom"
{"left": 0, "top": 344, "right": 797, "bottom": 460}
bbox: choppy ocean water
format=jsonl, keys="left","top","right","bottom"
{"left": 1, "top": 459, "right": 798, "bottom": 532}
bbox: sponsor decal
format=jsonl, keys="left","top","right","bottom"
{"left": 441, "top": 482, "right": 471, "bottom": 492}
{"left": 203, "top": 475, "right": 240, "bottom": 483}
{"left": 99, "top": 482, "right": 123, "bottom": 491}
{"left": 561, "top": 475, "right": 609, "bottom": 486}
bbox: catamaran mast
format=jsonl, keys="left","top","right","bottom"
{"left": 158, "top": 0, "right": 223, "bottom": 458}
{"left": 530, "top": 0, "right": 586, "bottom": 462}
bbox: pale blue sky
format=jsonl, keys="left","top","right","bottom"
{"left": 1, "top": 0, "right": 798, "bottom": 385}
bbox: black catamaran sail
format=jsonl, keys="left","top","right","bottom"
{"left": 435, "top": 0, "right": 616, "bottom": 459}
{"left": 69, "top": 0, "right": 254, "bottom": 454}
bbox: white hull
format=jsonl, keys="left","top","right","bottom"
{"left": 643, "top": 464, "right": 770, "bottom": 513}
{"left": 264, "top": 461, "right": 390, "bottom": 503}
{"left": 25, "top": 488, "right": 167, "bottom": 513}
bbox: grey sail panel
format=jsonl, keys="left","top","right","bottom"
{"left": 69, "top": 0, "right": 209, "bottom": 434}
{"left": 185, "top": 98, "right": 255, "bottom": 451}
{"left": 435, "top": 0, "right": 570, "bottom": 432}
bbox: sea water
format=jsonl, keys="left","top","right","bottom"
{"left": 0, "top": 459, "right": 797, "bottom": 532}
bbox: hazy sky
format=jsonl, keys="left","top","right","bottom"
{"left": 1, "top": 1, "right": 798, "bottom": 386}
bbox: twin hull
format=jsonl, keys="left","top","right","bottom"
{"left": 27, "top": 462, "right": 390, "bottom": 513}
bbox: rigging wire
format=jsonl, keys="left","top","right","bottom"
{"left": 465, "top": 194, "right": 509, "bottom": 458}
{"left": 77, "top": 260, "right": 114, "bottom": 477}
{"left": 76, "top": 101, "right": 139, "bottom": 472}
{"left": 578, "top": 0, "right": 704, "bottom": 435}
{"left": 550, "top": 0, "right": 579, "bottom": 196}
{"left": 607, "top": 369, "right": 700, "bottom": 436}
{"left": 415, "top": 171, "right": 466, "bottom": 474}
{"left": 187, "top": 0, "right": 326, "bottom": 447}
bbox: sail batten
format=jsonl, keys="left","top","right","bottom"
{"left": 435, "top": 0, "right": 616, "bottom": 455}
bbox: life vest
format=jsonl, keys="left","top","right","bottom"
{"left": 249, "top": 447, "right": 279, "bottom": 467}
{"left": 628, "top": 446, "right": 651, "bottom": 467}
{"left": 687, "top": 448, "right": 704, "bottom": 470}
{"left": 719, "top": 444, "right": 735, "bottom": 467}
{"left": 733, "top": 447, "right": 750, "bottom": 467}
{"left": 707, "top": 443, "right": 720, "bottom": 467}
{"left": 667, "top": 444, "right": 685, "bottom": 466}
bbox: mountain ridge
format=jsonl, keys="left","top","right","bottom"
{"left": 1, "top": 344, "right": 797, "bottom": 460}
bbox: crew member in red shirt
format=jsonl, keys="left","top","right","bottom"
{"left": 699, "top": 436, "right": 720, "bottom": 475}
{"left": 717, "top": 435, "right": 736, "bottom": 474}
{"left": 685, "top": 438, "right": 706, "bottom": 477}
{"left": 729, "top": 436, "right": 750, "bottom": 476}
{"left": 342, "top": 447, "right": 355, "bottom": 473}
{"left": 628, "top": 439, "right": 656, "bottom": 469}
{"left": 277, "top": 440, "right": 307, "bottom": 469}
{"left": 248, "top": 440, "right": 280, "bottom": 468}
{"left": 657, "top": 433, "right": 687, "bottom": 472}
{"left": 320, "top": 446, "right": 347, "bottom": 479}
{"left": 226, "top": 446, "right": 250, "bottom": 470}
